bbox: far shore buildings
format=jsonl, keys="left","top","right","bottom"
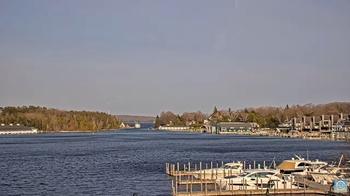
{"left": 0, "top": 123, "right": 38, "bottom": 135}
{"left": 206, "top": 113, "right": 350, "bottom": 134}
{"left": 277, "top": 113, "right": 350, "bottom": 132}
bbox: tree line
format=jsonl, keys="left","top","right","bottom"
{"left": 155, "top": 102, "right": 350, "bottom": 128}
{"left": 155, "top": 111, "right": 207, "bottom": 128}
{"left": 0, "top": 106, "right": 121, "bottom": 131}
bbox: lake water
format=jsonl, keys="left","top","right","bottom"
{"left": 0, "top": 124, "right": 349, "bottom": 196}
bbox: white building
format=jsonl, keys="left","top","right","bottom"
{"left": 0, "top": 124, "right": 38, "bottom": 135}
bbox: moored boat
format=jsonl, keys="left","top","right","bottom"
{"left": 277, "top": 155, "right": 328, "bottom": 175}
{"left": 216, "top": 169, "right": 298, "bottom": 190}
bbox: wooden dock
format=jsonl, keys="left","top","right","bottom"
{"left": 165, "top": 161, "right": 333, "bottom": 196}
{"left": 173, "top": 189, "right": 327, "bottom": 196}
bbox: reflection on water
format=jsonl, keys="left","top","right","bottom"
{"left": 0, "top": 125, "right": 349, "bottom": 195}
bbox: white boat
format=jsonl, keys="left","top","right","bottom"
{"left": 308, "top": 155, "right": 350, "bottom": 185}
{"left": 216, "top": 169, "right": 297, "bottom": 190}
{"left": 192, "top": 162, "right": 243, "bottom": 180}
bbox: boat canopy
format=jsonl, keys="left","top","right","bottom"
{"left": 277, "top": 161, "right": 297, "bottom": 170}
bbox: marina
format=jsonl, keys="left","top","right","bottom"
{"left": 165, "top": 155, "right": 350, "bottom": 195}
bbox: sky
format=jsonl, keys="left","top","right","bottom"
{"left": 0, "top": 0, "right": 349, "bottom": 116}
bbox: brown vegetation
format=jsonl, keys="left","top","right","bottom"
{"left": 0, "top": 106, "right": 121, "bottom": 131}
{"left": 155, "top": 102, "right": 350, "bottom": 128}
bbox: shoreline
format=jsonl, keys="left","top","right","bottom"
{"left": 46, "top": 128, "right": 121, "bottom": 133}
{"left": 156, "top": 128, "right": 350, "bottom": 142}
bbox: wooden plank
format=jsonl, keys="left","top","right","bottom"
{"left": 294, "top": 175, "right": 330, "bottom": 192}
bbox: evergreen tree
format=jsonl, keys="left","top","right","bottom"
{"left": 154, "top": 115, "right": 160, "bottom": 128}
{"left": 285, "top": 104, "right": 290, "bottom": 110}
{"left": 213, "top": 106, "right": 218, "bottom": 114}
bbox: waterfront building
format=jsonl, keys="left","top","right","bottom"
{"left": 213, "top": 122, "right": 258, "bottom": 134}
{"left": 276, "top": 122, "right": 293, "bottom": 132}
{"left": 0, "top": 124, "right": 38, "bottom": 134}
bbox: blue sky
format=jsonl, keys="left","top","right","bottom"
{"left": 0, "top": 0, "right": 349, "bottom": 115}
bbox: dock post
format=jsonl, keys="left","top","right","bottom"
{"left": 203, "top": 169, "right": 206, "bottom": 192}
{"left": 200, "top": 173, "right": 203, "bottom": 192}
{"left": 172, "top": 163, "right": 174, "bottom": 175}
{"left": 205, "top": 179, "right": 208, "bottom": 196}
{"left": 200, "top": 162, "right": 203, "bottom": 191}
{"left": 263, "top": 161, "right": 266, "bottom": 169}
{"left": 290, "top": 176, "right": 293, "bottom": 194}
{"left": 188, "top": 162, "right": 191, "bottom": 172}
{"left": 258, "top": 163, "right": 260, "bottom": 169}
{"left": 254, "top": 160, "right": 256, "bottom": 169}
{"left": 231, "top": 179, "right": 234, "bottom": 193}
{"left": 185, "top": 164, "right": 188, "bottom": 192}
{"left": 177, "top": 162, "right": 179, "bottom": 174}
{"left": 214, "top": 177, "right": 217, "bottom": 192}
{"left": 243, "top": 160, "right": 246, "bottom": 170}
{"left": 204, "top": 169, "right": 206, "bottom": 180}
{"left": 210, "top": 162, "right": 213, "bottom": 179}
{"left": 174, "top": 175, "right": 177, "bottom": 195}
{"left": 171, "top": 179, "right": 173, "bottom": 195}
{"left": 190, "top": 174, "right": 193, "bottom": 195}
{"left": 168, "top": 163, "right": 171, "bottom": 174}
{"left": 166, "top": 163, "right": 168, "bottom": 174}
{"left": 171, "top": 179, "right": 174, "bottom": 196}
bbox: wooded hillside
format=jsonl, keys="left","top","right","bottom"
{"left": 209, "top": 102, "right": 350, "bottom": 128}
{"left": 155, "top": 102, "right": 350, "bottom": 128}
{"left": 0, "top": 106, "right": 121, "bottom": 131}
